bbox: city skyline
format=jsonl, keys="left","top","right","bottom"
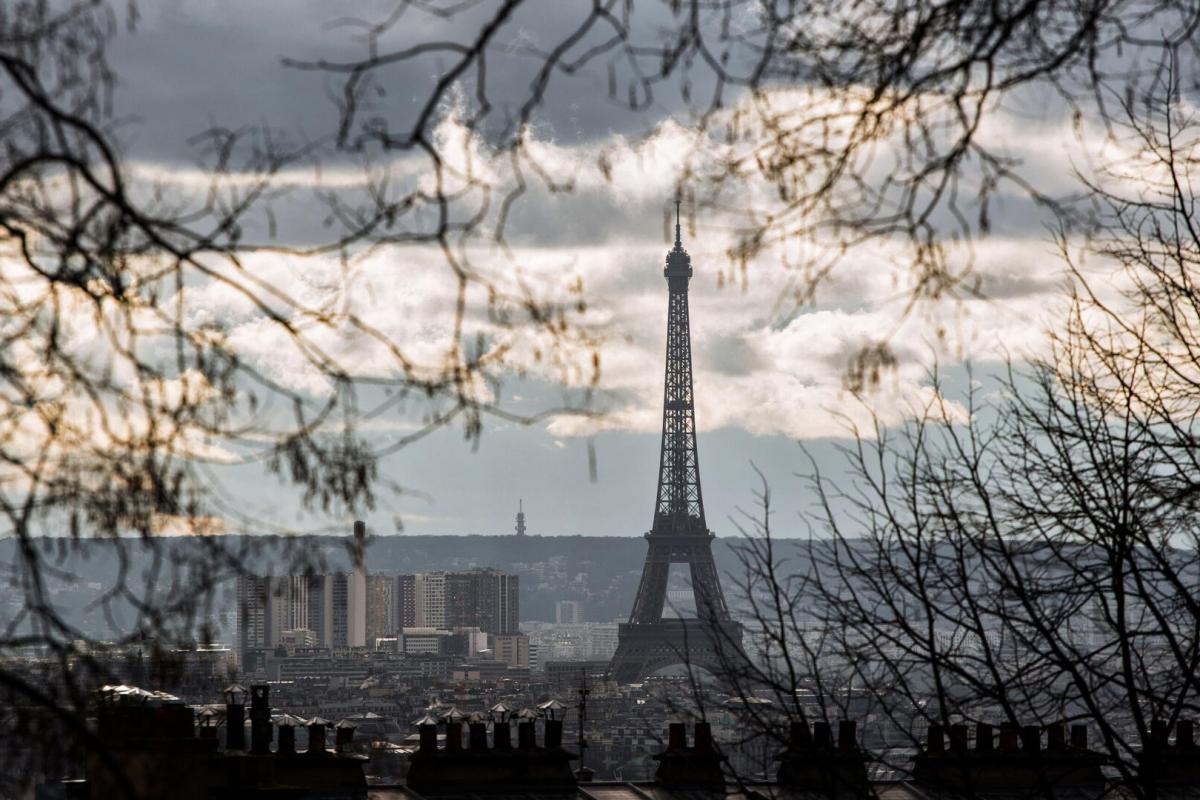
{"left": 7, "top": 1, "right": 1200, "bottom": 797}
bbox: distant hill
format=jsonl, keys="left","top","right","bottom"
{"left": 0, "top": 534, "right": 783, "bottom": 637}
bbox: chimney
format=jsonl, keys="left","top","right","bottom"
{"left": 668, "top": 722, "right": 687, "bottom": 751}
{"left": 1152, "top": 719, "right": 1170, "bottom": 749}
{"left": 545, "top": 719, "right": 564, "bottom": 749}
{"left": 777, "top": 718, "right": 870, "bottom": 794}
{"left": 1047, "top": 723, "right": 1066, "bottom": 751}
{"left": 813, "top": 721, "right": 832, "bottom": 749}
{"left": 446, "top": 720, "right": 464, "bottom": 751}
{"left": 335, "top": 720, "right": 357, "bottom": 753}
{"left": 999, "top": 722, "right": 1019, "bottom": 752}
{"left": 276, "top": 717, "right": 297, "bottom": 755}
{"left": 1070, "top": 724, "right": 1088, "bottom": 749}
{"left": 249, "top": 685, "right": 272, "bottom": 755}
{"left": 494, "top": 719, "right": 511, "bottom": 749}
{"left": 654, "top": 722, "right": 724, "bottom": 790}
{"left": 415, "top": 715, "right": 438, "bottom": 754}
{"left": 949, "top": 724, "right": 968, "bottom": 753}
{"left": 518, "top": 719, "right": 537, "bottom": 750}
{"left": 469, "top": 717, "right": 489, "bottom": 750}
{"left": 307, "top": 717, "right": 329, "bottom": 755}
{"left": 976, "top": 723, "right": 994, "bottom": 752}
{"left": 225, "top": 699, "right": 246, "bottom": 752}
{"left": 1178, "top": 720, "right": 1195, "bottom": 749}
{"left": 491, "top": 703, "right": 513, "bottom": 750}
{"left": 838, "top": 721, "right": 857, "bottom": 751}
{"left": 914, "top": 721, "right": 1105, "bottom": 792}
{"left": 927, "top": 724, "right": 945, "bottom": 754}
{"left": 790, "top": 721, "right": 813, "bottom": 749}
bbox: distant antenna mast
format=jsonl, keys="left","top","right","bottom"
{"left": 515, "top": 499, "right": 527, "bottom": 537}
{"left": 575, "top": 668, "right": 593, "bottom": 782}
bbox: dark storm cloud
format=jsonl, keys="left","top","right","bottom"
{"left": 108, "top": 1, "right": 694, "bottom": 165}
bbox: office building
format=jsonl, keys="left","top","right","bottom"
{"left": 555, "top": 600, "right": 583, "bottom": 625}
{"left": 493, "top": 633, "right": 530, "bottom": 668}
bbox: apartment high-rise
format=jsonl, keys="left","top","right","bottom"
{"left": 413, "top": 572, "right": 446, "bottom": 628}
{"left": 366, "top": 574, "right": 396, "bottom": 645}
{"left": 285, "top": 575, "right": 308, "bottom": 631}
{"left": 445, "top": 569, "right": 519, "bottom": 635}
{"left": 329, "top": 572, "right": 349, "bottom": 647}
{"left": 237, "top": 574, "right": 271, "bottom": 667}
{"left": 395, "top": 574, "right": 416, "bottom": 628}
{"left": 306, "top": 574, "right": 327, "bottom": 645}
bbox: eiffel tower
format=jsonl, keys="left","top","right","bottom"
{"left": 609, "top": 201, "right": 743, "bottom": 684}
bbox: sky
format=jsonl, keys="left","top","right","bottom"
{"left": 97, "top": 1, "right": 1121, "bottom": 538}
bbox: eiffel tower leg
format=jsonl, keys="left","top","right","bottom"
{"left": 629, "top": 559, "right": 669, "bottom": 624}
{"left": 688, "top": 556, "right": 727, "bottom": 621}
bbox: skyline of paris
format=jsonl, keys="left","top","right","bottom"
{"left": 6, "top": 2, "right": 1200, "bottom": 798}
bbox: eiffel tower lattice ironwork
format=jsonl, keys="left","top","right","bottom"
{"left": 609, "top": 202, "right": 743, "bottom": 684}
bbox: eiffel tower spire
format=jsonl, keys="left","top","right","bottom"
{"left": 610, "top": 200, "right": 743, "bottom": 683}
{"left": 674, "top": 197, "right": 682, "bottom": 247}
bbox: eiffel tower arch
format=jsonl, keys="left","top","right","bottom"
{"left": 609, "top": 202, "right": 744, "bottom": 684}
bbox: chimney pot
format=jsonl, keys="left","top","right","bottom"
{"left": 949, "top": 724, "right": 968, "bottom": 753}
{"left": 469, "top": 721, "right": 488, "bottom": 750}
{"left": 494, "top": 719, "right": 512, "bottom": 749}
{"left": 277, "top": 724, "right": 296, "bottom": 755}
{"left": 309, "top": 721, "right": 328, "bottom": 755}
{"left": 446, "top": 720, "right": 463, "bottom": 751}
{"left": 813, "top": 721, "right": 832, "bottom": 749}
{"left": 545, "top": 718, "right": 564, "bottom": 749}
{"left": 1070, "top": 724, "right": 1088, "bottom": 750}
{"left": 1177, "top": 720, "right": 1195, "bottom": 749}
{"left": 694, "top": 722, "right": 715, "bottom": 752}
{"left": 250, "top": 685, "right": 272, "bottom": 755}
{"left": 927, "top": 724, "right": 945, "bottom": 754}
{"left": 336, "top": 723, "right": 355, "bottom": 753}
{"left": 1047, "top": 723, "right": 1066, "bottom": 751}
{"left": 789, "top": 721, "right": 812, "bottom": 750}
{"left": 999, "top": 722, "right": 1019, "bottom": 752}
{"left": 838, "top": 720, "right": 857, "bottom": 751}
{"left": 1020, "top": 725, "right": 1041, "bottom": 752}
{"left": 225, "top": 702, "right": 246, "bottom": 752}
{"left": 975, "top": 723, "right": 994, "bottom": 752}
{"left": 668, "top": 722, "right": 687, "bottom": 752}
{"left": 418, "top": 722, "right": 436, "bottom": 754}
{"left": 518, "top": 720, "right": 536, "bottom": 750}
{"left": 1152, "top": 719, "right": 1169, "bottom": 749}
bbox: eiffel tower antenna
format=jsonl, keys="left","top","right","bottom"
{"left": 609, "top": 200, "right": 744, "bottom": 683}
{"left": 674, "top": 195, "right": 682, "bottom": 247}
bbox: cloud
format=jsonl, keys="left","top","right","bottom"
{"left": 106, "top": 81, "right": 1134, "bottom": 445}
